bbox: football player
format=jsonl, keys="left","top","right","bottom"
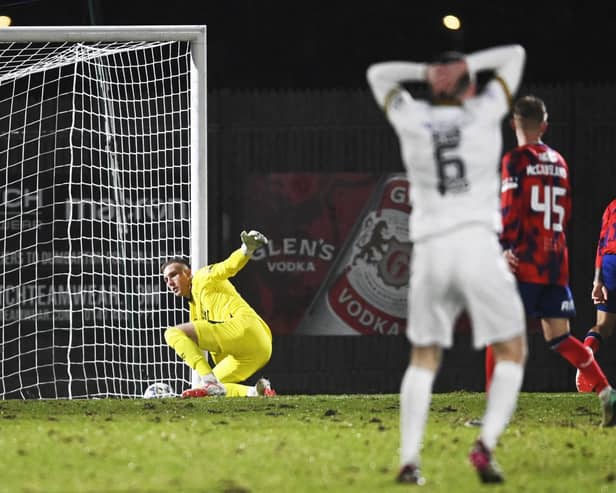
{"left": 485, "top": 95, "right": 616, "bottom": 422}
{"left": 368, "top": 44, "right": 527, "bottom": 485}
{"left": 161, "top": 230, "right": 276, "bottom": 398}
{"left": 577, "top": 199, "right": 616, "bottom": 391}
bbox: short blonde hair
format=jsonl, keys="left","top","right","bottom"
{"left": 160, "top": 257, "right": 190, "bottom": 274}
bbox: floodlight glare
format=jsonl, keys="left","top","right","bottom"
{"left": 443, "top": 15, "right": 461, "bottom": 31}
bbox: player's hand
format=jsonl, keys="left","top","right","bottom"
{"left": 241, "top": 230, "right": 268, "bottom": 256}
{"left": 503, "top": 249, "right": 519, "bottom": 273}
{"left": 591, "top": 281, "right": 608, "bottom": 305}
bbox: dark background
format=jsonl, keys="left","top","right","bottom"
{"left": 1, "top": 0, "right": 615, "bottom": 88}
{"left": 2, "top": 0, "right": 616, "bottom": 396}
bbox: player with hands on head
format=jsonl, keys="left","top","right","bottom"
{"left": 161, "top": 229, "right": 276, "bottom": 398}
{"left": 577, "top": 199, "right": 616, "bottom": 391}
{"left": 367, "top": 44, "right": 527, "bottom": 485}
{"left": 485, "top": 95, "right": 616, "bottom": 423}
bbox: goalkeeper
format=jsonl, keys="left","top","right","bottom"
{"left": 161, "top": 230, "right": 276, "bottom": 398}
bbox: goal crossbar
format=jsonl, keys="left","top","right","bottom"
{"left": 0, "top": 25, "right": 207, "bottom": 43}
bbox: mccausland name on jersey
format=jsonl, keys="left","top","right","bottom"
{"left": 525, "top": 163, "right": 567, "bottom": 178}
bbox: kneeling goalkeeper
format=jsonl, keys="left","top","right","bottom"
{"left": 161, "top": 230, "right": 276, "bottom": 398}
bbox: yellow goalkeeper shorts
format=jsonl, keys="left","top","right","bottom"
{"left": 193, "top": 315, "right": 272, "bottom": 383}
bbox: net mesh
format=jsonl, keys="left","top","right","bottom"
{"left": 0, "top": 39, "right": 194, "bottom": 398}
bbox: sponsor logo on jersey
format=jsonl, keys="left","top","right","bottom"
{"left": 537, "top": 149, "right": 559, "bottom": 163}
{"left": 560, "top": 299, "right": 575, "bottom": 313}
{"left": 501, "top": 176, "right": 518, "bottom": 192}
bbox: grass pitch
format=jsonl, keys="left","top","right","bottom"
{"left": 0, "top": 392, "right": 614, "bottom": 493}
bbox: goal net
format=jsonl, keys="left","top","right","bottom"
{"left": 0, "top": 27, "right": 207, "bottom": 399}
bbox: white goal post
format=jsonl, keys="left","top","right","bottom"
{"left": 0, "top": 26, "right": 207, "bottom": 398}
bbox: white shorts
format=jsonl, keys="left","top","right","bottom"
{"left": 407, "top": 225, "right": 525, "bottom": 349}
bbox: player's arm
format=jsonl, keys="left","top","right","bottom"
{"left": 595, "top": 203, "right": 613, "bottom": 272}
{"left": 592, "top": 263, "right": 608, "bottom": 305}
{"left": 206, "top": 249, "right": 250, "bottom": 280}
{"left": 592, "top": 203, "right": 613, "bottom": 303}
{"left": 465, "top": 44, "right": 526, "bottom": 107}
{"left": 499, "top": 150, "right": 525, "bottom": 269}
{"left": 592, "top": 202, "right": 616, "bottom": 303}
{"left": 207, "top": 230, "right": 268, "bottom": 280}
{"left": 366, "top": 61, "right": 426, "bottom": 112}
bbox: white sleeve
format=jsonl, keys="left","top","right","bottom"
{"left": 366, "top": 62, "right": 427, "bottom": 110}
{"left": 465, "top": 45, "right": 526, "bottom": 101}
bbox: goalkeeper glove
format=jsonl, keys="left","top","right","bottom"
{"left": 241, "top": 230, "right": 268, "bottom": 256}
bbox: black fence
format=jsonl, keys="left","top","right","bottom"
{"left": 207, "top": 84, "right": 616, "bottom": 393}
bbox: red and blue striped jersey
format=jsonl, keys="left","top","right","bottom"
{"left": 596, "top": 199, "right": 616, "bottom": 268}
{"left": 500, "top": 142, "right": 571, "bottom": 285}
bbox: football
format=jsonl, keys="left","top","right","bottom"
{"left": 143, "top": 382, "right": 175, "bottom": 399}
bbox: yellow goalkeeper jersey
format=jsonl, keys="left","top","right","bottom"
{"left": 188, "top": 248, "right": 268, "bottom": 329}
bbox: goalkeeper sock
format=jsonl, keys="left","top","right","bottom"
{"left": 549, "top": 334, "right": 608, "bottom": 394}
{"left": 399, "top": 365, "right": 435, "bottom": 467}
{"left": 246, "top": 386, "right": 258, "bottom": 397}
{"left": 164, "top": 327, "right": 212, "bottom": 376}
{"left": 220, "top": 383, "right": 250, "bottom": 397}
{"left": 583, "top": 331, "right": 602, "bottom": 354}
{"left": 481, "top": 360, "right": 523, "bottom": 450}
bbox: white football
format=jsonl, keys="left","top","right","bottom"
{"left": 143, "top": 382, "right": 175, "bottom": 399}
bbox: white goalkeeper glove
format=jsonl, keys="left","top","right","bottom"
{"left": 240, "top": 230, "right": 268, "bottom": 256}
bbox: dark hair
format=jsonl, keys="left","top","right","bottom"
{"left": 433, "top": 51, "right": 465, "bottom": 64}
{"left": 513, "top": 95, "right": 547, "bottom": 123}
{"left": 160, "top": 257, "right": 190, "bottom": 274}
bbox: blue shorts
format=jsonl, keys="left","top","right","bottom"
{"left": 598, "top": 254, "right": 616, "bottom": 313}
{"left": 518, "top": 282, "right": 576, "bottom": 319}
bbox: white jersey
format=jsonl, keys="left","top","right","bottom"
{"left": 366, "top": 45, "right": 526, "bottom": 242}
{"left": 388, "top": 81, "right": 508, "bottom": 241}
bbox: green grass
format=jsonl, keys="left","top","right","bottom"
{"left": 0, "top": 392, "right": 614, "bottom": 493}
